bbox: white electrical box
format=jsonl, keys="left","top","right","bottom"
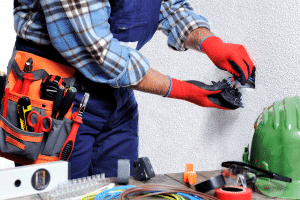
{"left": 0, "top": 161, "right": 69, "bottom": 199}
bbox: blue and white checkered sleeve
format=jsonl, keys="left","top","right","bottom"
{"left": 40, "top": 0, "right": 149, "bottom": 88}
{"left": 159, "top": 0, "right": 210, "bottom": 51}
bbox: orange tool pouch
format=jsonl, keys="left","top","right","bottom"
{"left": 0, "top": 50, "right": 77, "bottom": 165}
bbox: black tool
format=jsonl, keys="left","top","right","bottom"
{"left": 17, "top": 97, "right": 32, "bottom": 131}
{"left": 41, "top": 75, "right": 65, "bottom": 100}
{"left": 132, "top": 157, "right": 155, "bottom": 181}
{"left": 0, "top": 71, "right": 7, "bottom": 101}
{"left": 57, "top": 87, "right": 77, "bottom": 120}
{"left": 220, "top": 86, "right": 243, "bottom": 108}
{"left": 217, "top": 66, "right": 256, "bottom": 108}
{"left": 52, "top": 85, "right": 65, "bottom": 118}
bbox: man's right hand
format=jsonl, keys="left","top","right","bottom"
{"left": 167, "top": 78, "right": 239, "bottom": 110}
{"left": 130, "top": 68, "right": 240, "bottom": 109}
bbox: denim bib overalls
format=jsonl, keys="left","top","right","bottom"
{"left": 69, "top": 0, "right": 162, "bottom": 178}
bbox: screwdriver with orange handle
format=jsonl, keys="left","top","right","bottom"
{"left": 59, "top": 92, "right": 90, "bottom": 161}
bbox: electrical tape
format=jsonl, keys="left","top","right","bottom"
{"left": 214, "top": 186, "right": 252, "bottom": 200}
{"left": 117, "top": 159, "right": 130, "bottom": 185}
{"left": 194, "top": 175, "right": 226, "bottom": 193}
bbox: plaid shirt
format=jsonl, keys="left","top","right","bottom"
{"left": 14, "top": 0, "right": 210, "bottom": 87}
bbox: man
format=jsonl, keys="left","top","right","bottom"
{"left": 13, "top": 0, "right": 253, "bottom": 179}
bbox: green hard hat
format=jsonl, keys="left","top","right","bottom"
{"left": 244, "top": 96, "right": 300, "bottom": 199}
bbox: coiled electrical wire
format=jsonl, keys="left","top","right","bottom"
{"left": 94, "top": 184, "right": 218, "bottom": 200}
{"left": 119, "top": 184, "right": 219, "bottom": 200}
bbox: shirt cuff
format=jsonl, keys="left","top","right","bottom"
{"left": 167, "top": 15, "right": 210, "bottom": 51}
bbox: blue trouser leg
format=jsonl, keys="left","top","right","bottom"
{"left": 68, "top": 86, "right": 139, "bottom": 179}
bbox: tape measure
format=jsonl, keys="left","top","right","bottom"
{"left": 41, "top": 75, "right": 66, "bottom": 100}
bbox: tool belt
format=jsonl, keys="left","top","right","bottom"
{"left": 0, "top": 50, "right": 77, "bottom": 165}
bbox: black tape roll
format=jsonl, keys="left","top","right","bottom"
{"left": 195, "top": 175, "right": 226, "bottom": 193}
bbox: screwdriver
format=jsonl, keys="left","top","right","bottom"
{"left": 57, "top": 87, "right": 77, "bottom": 120}
{"left": 52, "top": 85, "right": 65, "bottom": 118}
{"left": 60, "top": 92, "right": 89, "bottom": 161}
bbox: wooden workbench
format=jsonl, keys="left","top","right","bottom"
{"left": 12, "top": 170, "right": 282, "bottom": 200}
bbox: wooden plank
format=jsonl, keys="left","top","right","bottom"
{"left": 142, "top": 174, "right": 186, "bottom": 187}
{"left": 196, "top": 170, "right": 222, "bottom": 179}
{"left": 12, "top": 172, "right": 289, "bottom": 200}
{"left": 109, "top": 176, "right": 144, "bottom": 186}
{"left": 165, "top": 172, "right": 207, "bottom": 186}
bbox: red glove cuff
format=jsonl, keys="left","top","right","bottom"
{"left": 200, "top": 36, "right": 224, "bottom": 54}
{"left": 199, "top": 35, "right": 216, "bottom": 52}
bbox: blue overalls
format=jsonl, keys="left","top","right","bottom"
{"left": 69, "top": 0, "right": 162, "bottom": 178}
{"left": 15, "top": 0, "right": 162, "bottom": 178}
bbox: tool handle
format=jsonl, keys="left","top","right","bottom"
{"left": 20, "top": 73, "right": 34, "bottom": 96}
{"left": 59, "top": 112, "right": 82, "bottom": 161}
{"left": 38, "top": 116, "right": 52, "bottom": 133}
{"left": 27, "top": 110, "right": 40, "bottom": 132}
{"left": 57, "top": 87, "right": 77, "bottom": 120}
{"left": 0, "top": 73, "right": 7, "bottom": 101}
{"left": 17, "top": 97, "right": 32, "bottom": 131}
{"left": 52, "top": 86, "right": 65, "bottom": 118}
{"left": 2, "top": 88, "right": 10, "bottom": 119}
{"left": 12, "top": 79, "right": 22, "bottom": 93}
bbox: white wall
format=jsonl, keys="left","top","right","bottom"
{"left": 0, "top": 0, "right": 299, "bottom": 174}
{"left": 137, "top": 0, "right": 300, "bottom": 174}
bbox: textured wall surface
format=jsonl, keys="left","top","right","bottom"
{"left": 0, "top": 1, "right": 300, "bottom": 173}
{"left": 137, "top": 0, "right": 300, "bottom": 174}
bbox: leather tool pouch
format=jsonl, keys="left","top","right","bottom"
{"left": 0, "top": 50, "right": 76, "bottom": 165}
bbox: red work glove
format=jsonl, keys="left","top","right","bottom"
{"left": 200, "top": 36, "right": 253, "bottom": 85}
{"left": 167, "top": 78, "right": 239, "bottom": 110}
